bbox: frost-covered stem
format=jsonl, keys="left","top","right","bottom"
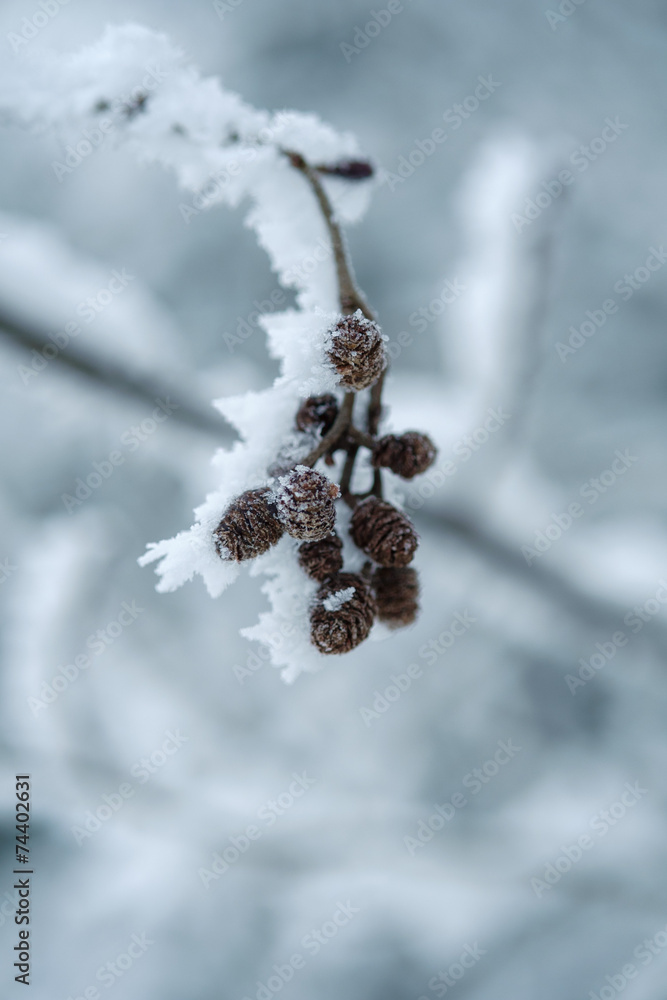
{"left": 367, "top": 371, "right": 384, "bottom": 436}
{"left": 284, "top": 150, "right": 374, "bottom": 319}
{"left": 285, "top": 149, "right": 386, "bottom": 500}
{"left": 367, "top": 371, "right": 385, "bottom": 497}
{"left": 369, "top": 468, "right": 383, "bottom": 500}
{"left": 340, "top": 443, "right": 360, "bottom": 506}
{"left": 302, "top": 391, "right": 354, "bottom": 467}
{"left": 347, "top": 425, "right": 376, "bottom": 449}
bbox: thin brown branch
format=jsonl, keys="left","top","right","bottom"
{"left": 340, "top": 443, "right": 360, "bottom": 506}
{"left": 364, "top": 368, "right": 386, "bottom": 498}
{"left": 283, "top": 150, "right": 374, "bottom": 319}
{"left": 301, "top": 391, "right": 354, "bottom": 467}
{"left": 418, "top": 505, "right": 667, "bottom": 658}
{"left": 284, "top": 149, "right": 387, "bottom": 501}
{"left": 367, "top": 369, "right": 385, "bottom": 437}
{"left": 369, "top": 468, "right": 383, "bottom": 499}
{"left": 347, "top": 425, "right": 376, "bottom": 449}
{"left": 0, "top": 310, "right": 229, "bottom": 439}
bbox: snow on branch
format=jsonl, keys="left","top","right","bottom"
{"left": 4, "top": 25, "right": 439, "bottom": 682}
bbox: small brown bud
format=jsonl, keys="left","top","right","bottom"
{"left": 214, "top": 488, "right": 283, "bottom": 562}
{"left": 372, "top": 567, "right": 420, "bottom": 628}
{"left": 316, "top": 159, "right": 374, "bottom": 180}
{"left": 349, "top": 497, "right": 418, "bottom": 567}
{"left": 372, "top": 432, "right": 437, "bottom": 479}
{"left": 327, "top": 311, "right": 386, "bottom": 391}
{"left": 310, "top": 572, "right": 376, "bottom": 654}
{"left": 298, "top": 533, "right": 344, "bottom": 581}
{"left": 273, "top": 466, "right": 340, "bottom": 540}
{"left": 295, "top": 394, "right": 339, "bottom": 435}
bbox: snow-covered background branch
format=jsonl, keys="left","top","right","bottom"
{"left": 1, "top": 2, "right": 667, "bottom": 998}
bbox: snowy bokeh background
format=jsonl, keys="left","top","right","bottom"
{"left": 1, "top": 1, "right": 667, "bottom": 997}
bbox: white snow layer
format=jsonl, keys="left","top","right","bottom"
{"left": 3, "top": 24, "right": 381, "bottom": 678}
{"left": 322, "top": 587, "right": 355, "bottom": 612}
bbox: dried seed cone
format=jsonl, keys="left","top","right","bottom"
{"left": 295, "top": 394, "right": 339, "bottom": 435}
{"left": 274, "top": 466, "right": 340, "bottom": 540}
{"left": 372, "top": 432, "right": 437, "bottom": 480}
{"left": 298, "top": 533, "right": 344, "bottom": 581}
{"left": 310, "top": 572, "right": 377, "bottom": 655}
{"left": 349, "top": 497, "right": 418, "bottom": 567}
{"left": 328, "top": 311, "right": 386, "bottom": 390}
{"left": 372, "top": 567, "right": 420, "bottom": 628}
{"left": 214, "top": 488, "right": 283, "bottom": 562}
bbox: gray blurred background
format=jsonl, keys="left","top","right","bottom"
{"left": 1, "top": 1, "right": 667, "bottom": 997}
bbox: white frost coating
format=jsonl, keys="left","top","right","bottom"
{"left": 13, "top": 25, "right": 377, "bottom": 678}
{"left": 1, "top": 23, "right": 373, "bottom": 310}
{"left": 322, "top": 588, "right": 355, "bottom": 612}
{"left": 241, "top": 538, "right": 322, "bottom": 684}
{"left": 261, "top": 309, "right": 341, "bottom": 396}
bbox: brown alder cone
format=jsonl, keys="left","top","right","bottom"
{"left": 298, "top": 533, "right": 344, "bottom": 581}
{"left": 349, "top": 497, "right": 419, "bottom": 567}
{"left": 214, "top": 488, "right": 283, "bottom": 562}
{"left": 295, "top": 394, "right": 339, "bottom": 435}
{"left": 273, "top": 466, "right": 340, "bottom": 540}
{"left": 310, "top": 572, "right": 376, "bottom": 654}
{"left": 372, "top": 566, "right": 420, "bottom": 628}
{"left": 328, "top": 311, "right": 386, "bottom": 390}
{"left": 372, "top": 432, "right": 437, "bottom": 480}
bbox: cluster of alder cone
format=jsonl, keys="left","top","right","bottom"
{"left": 214, "top": 309, "right": 437, "bottom": 655}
